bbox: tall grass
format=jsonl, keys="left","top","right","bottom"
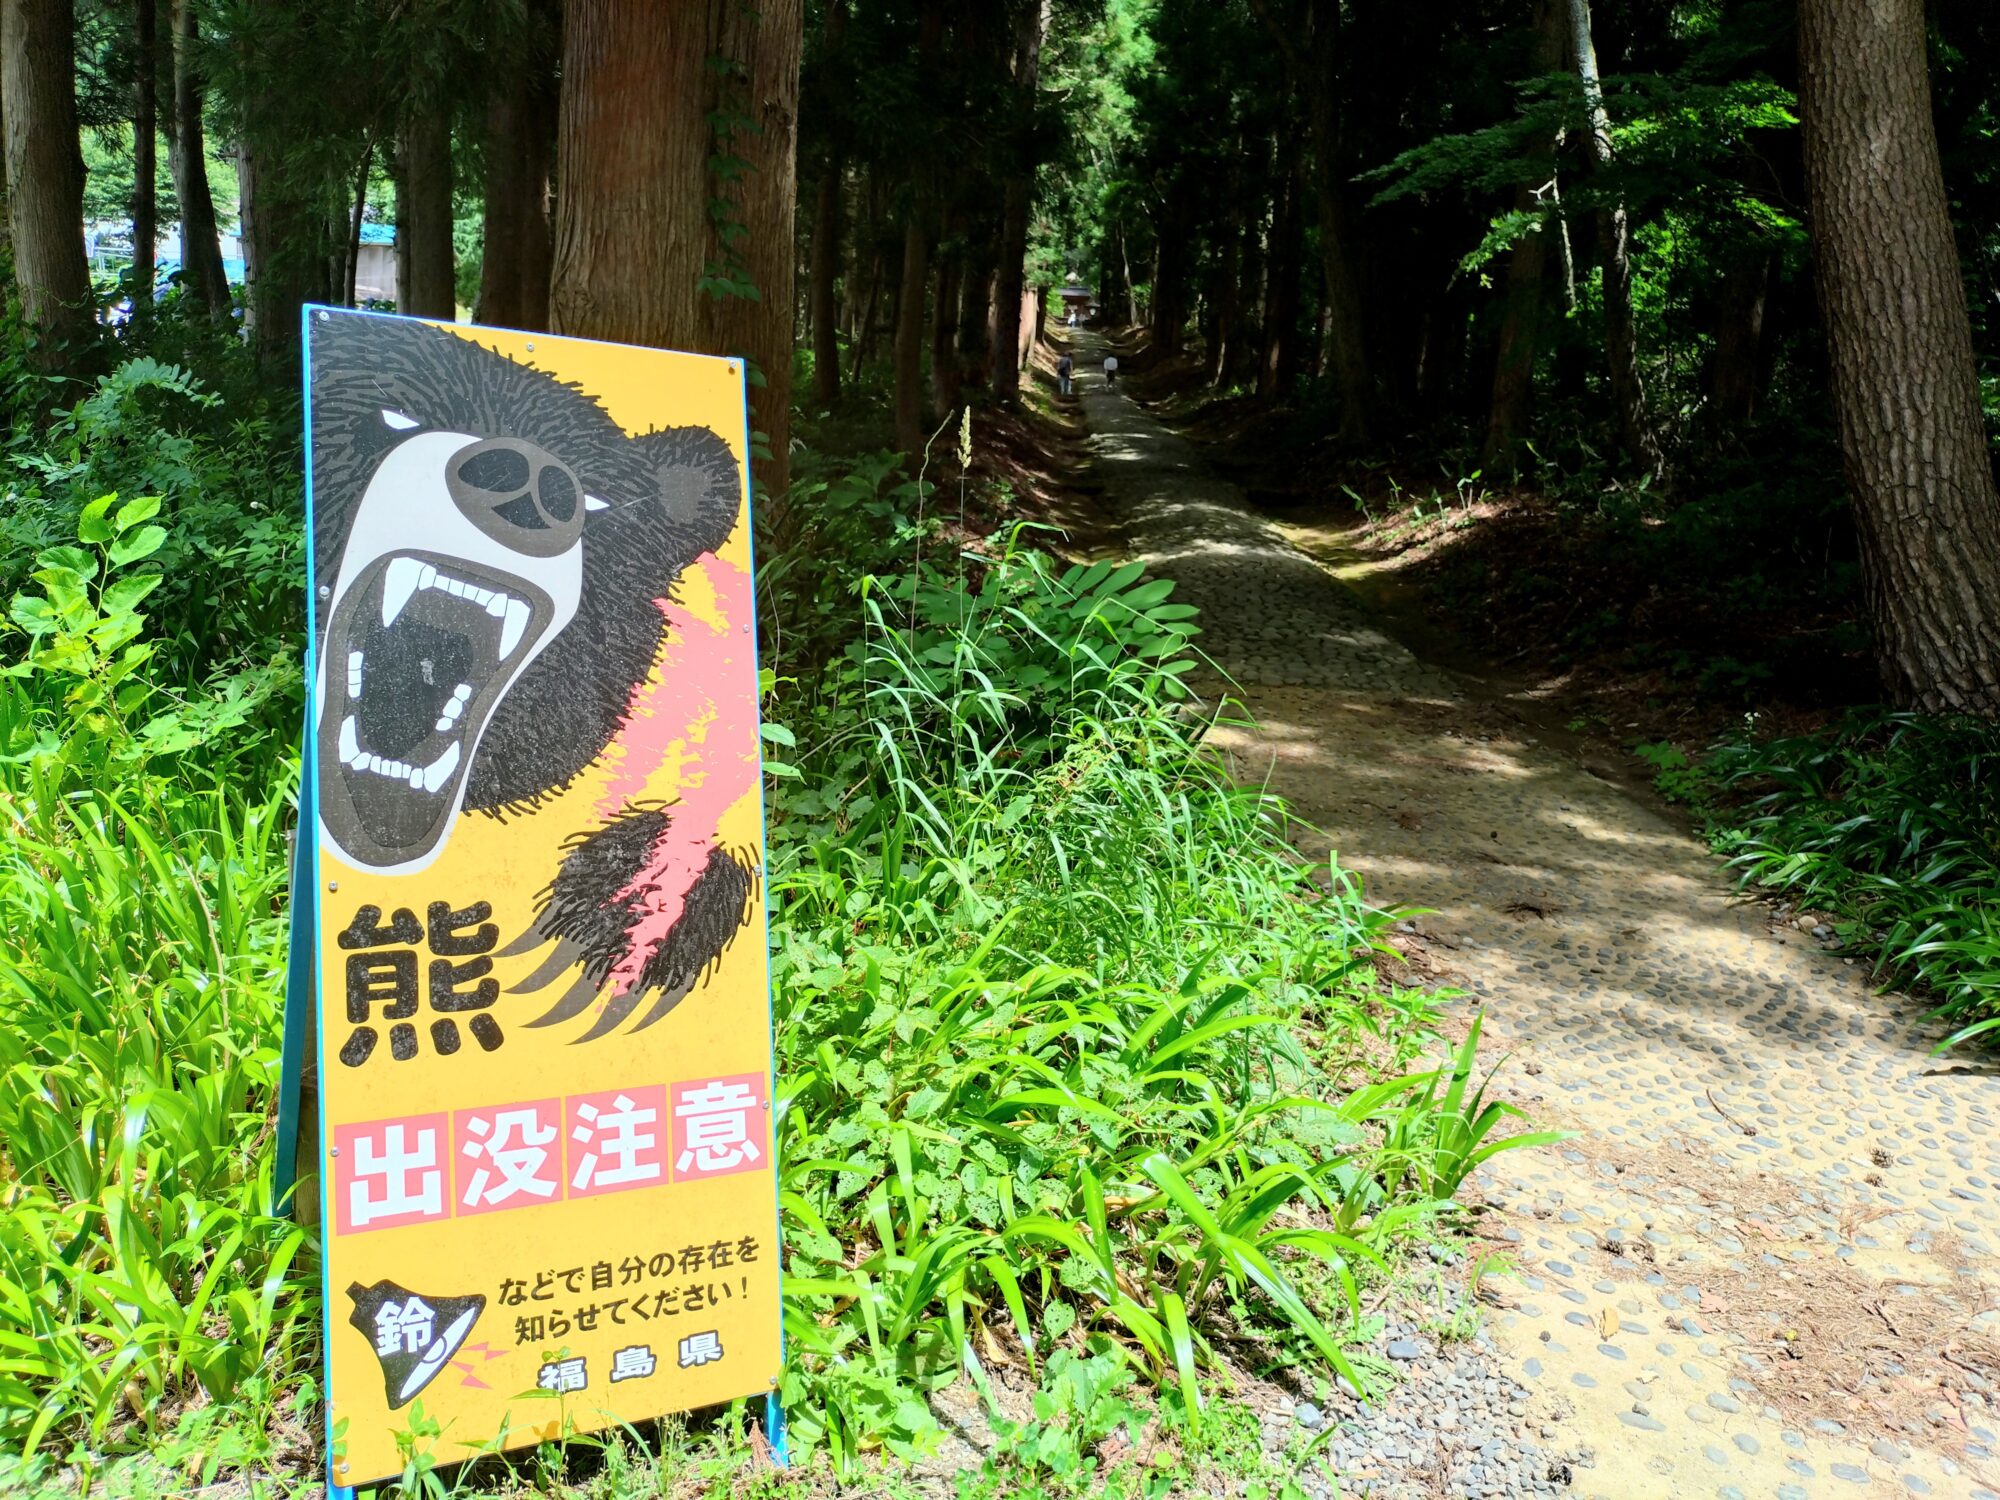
{"left": 0, "top": 423, "right": 1546, "bottom": 1483}
{"left": 1681, "top": 711, "right": 2000, "bottom": 1048}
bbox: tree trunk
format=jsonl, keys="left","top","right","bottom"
{"left": 131, "top": 0, "right": 157, "bottom": 317}
{"left": 477, "top": 1, "right": 556, "bottom": 330}
{"left": 399, "top": 109, "right": 455, "bottom": 318}
{"left": 344, "top": 139, "right": 370, "bottom": 306}
{"left": 3, "top": 0, "right": 94, "bottom": 370}
{"left": 1483, "top": 0, "right": 1564, "bottom": 471}
{"left": 956, "top": 224, "right": 993, "bottom": 392}
{"left": 167, "top": 0, "right": 227, "bottom": 317}
{"left": 1568, "top": 0, "right": 1662, "bottom": 472}
{"left": 889, "top": 0, "right": 942, "bottom": 459}
{"left": 237, "top": 138, "right": 314, "bottom": 377}
{"left": 550, "top": 0, "right": 804, "bottom": 494}
{"left": 1799, "top": 0, "right": 2000, "bottom": 713}
{"left": 990, "top": 0, "right": 1048, "bottom": 404}
{"left": 1302, "top": 0, "right": 1369, "bottom": 440}
{"left": 1120, "top": 225, "right": 1138, "bottom": 327}
{"left": 1709, "top": 249, "right": 1770, "bottom": 428}
{"left": 930, "top": 211, "right": 961, "bottom": 416}
{"left": 807, "top": 162, "right": 842, "bottom": 403}
{"left": 1258, "top": 136, "right": 1304, "bottom": 400}
{"left": 892, "top": 208, "right": 930, "bottom": 457}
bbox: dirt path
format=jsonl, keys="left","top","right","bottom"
{"left": 1073, "top": 332, "right": 2000, "bottom": 1500}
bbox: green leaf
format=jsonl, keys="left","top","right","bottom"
{"left": 77, "top": 495, "right": 119, "bottom": 544}
{"left": 108, "top": 526, "right": 168, "bottom": 568}
{"left": 113, "top": 495, "right": 163, "bottom": 532}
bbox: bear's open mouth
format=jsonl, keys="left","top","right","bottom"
{"left": 317, "top": 548, "right": 555, "bottom": 867}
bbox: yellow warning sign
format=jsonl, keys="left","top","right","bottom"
{"left": 301, "top": 308, "right": 780, "bottom": 1485}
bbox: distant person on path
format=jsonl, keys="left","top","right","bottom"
{"left": 1057, "top": 351, "right": 1074, "bottom": 395}
{"left": 1103, "top": 354, "right": 1119, "bottom": 388}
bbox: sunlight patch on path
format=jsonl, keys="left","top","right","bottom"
{"left": 1075, "top": 332, "right": 2000, "bottom": 1500}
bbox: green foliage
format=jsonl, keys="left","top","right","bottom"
{"left": 762, "top": 457, "right": 1520, "bottom": 1467}
{"left": 1683, "top": 712, "right": 2000, "bottom": 1050}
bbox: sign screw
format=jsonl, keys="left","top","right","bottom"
{"left": 525, "top": 342, "right": 536, "bottom": 352}
{"left": 327, "top": 881, "right": 339, "bottom": 892}
{"left": 319, "top": 586, "right": 331, "bottom": 599}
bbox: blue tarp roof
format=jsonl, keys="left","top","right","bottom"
{"left": 358, "top": 223, "right": 394, "bottom": 245}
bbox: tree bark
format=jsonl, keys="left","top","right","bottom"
{"left": 1483, "top": 0, "right": 1565, "bottom": 471}
{"left": 1709, "top": 249, "right": 1770, "bottom": 428}
{"left": 398, "top": 108, "right": 455, "bottom": 318}
{"left": 1799, "top": 0, "right": 2000, "bottom": 713}
{"left": 889, "top": 0, "right": 942, "bottom": 458}
{"left": 807, "top": 162, "right": 842, "bottom": 403}
{"left": 805, "top": 0, "right": 846, "bottom": 405}
{"left": 550, "top": 0, "right": 804, "bottom": 494}
{"left": 990, "top": 0, "right": 1048, "bottom": 404}
{"left": 930, "top": 210, "right": 962, "bottom": 416}
{"left": 3, "top": 0, "right": 94, "bottom": 370}
{"left": 237, "top": 138, "right": 314, "bottom": 377}
{"left": 166, "top": 0, "right": 227, "bottom": 317}
{"left": 891, "top": 206, "right": 930, "bottom": 457}
{"left": 344, "top": 139, "right": 371, "bottom": 306}
{"left": 131, "top": 0, "right": 157, "bottom": 316}
{"left": 1259, "top": 135, "right": 1304, "bottom": 400}
{"left": 1568, "top": 0, "right": 1662, "bottom": 472}
{"left": 1302, "top": 0, "right": 1368, "bottom": 440}
{"left": 477, "top": 0, "right": 556, "bottom": 330}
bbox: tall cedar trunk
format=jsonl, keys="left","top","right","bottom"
{"left": 891, "top": 209, "right": 930, "bottom": 456}
{"left": 1119, "top": 225, "right": 1138, "bottom": 327}
{"left": 168, "top": 1, "right": 226, "bottom": 316}
{"left": 3, "top": 0, "right": 94, "bottom": 369}
{"left": 1302, "top": 0, "right": 1368, "bottom": 440}
{"left": 1258, "top": 136, "right": 1304, "bottom": 400}
{"left": 930, "top": 210, "right": 961, "bottom": 416}
{"left": 1208, "top": 157, "right": 1244, "bottom": 385}
{"left": 1151, "top": 180, "right": 1193, "bottom": 356}
{"left": 399, "top": 109, "right": 455, "bottom": 317}
{"left": 1568, "top": 0, "right": 1662, "bottom": 472}
{"left": 849, "top": 248, "right": 880, "bottom": 382}
{"left": 131, "top": 0, "right": 157, "bottom": 315}
{"left": 478, "top": 3, "right": 556, "bottom": 330}
{"left": 1799, "top": 0, "right": 2000, "bottom": 713}
{"left": 890, "top": 0, "right": 942, "bottom": 458}
{"left": 551, "top": 0, "right": 804, "bottom": 494}
{"left": 344, "top": 140, "right": 370, "bottom": 306}
{"left": 237, "top": 140, "right": 307, "bottom": 373}
{"left": 991, "top": 0, "right": 1049, "bottom": 402}
{"left": 955, "top": 223, "right": 993, "bottom": 391}
{"left": 1483, "top": 0, "right": 1565, "bottom": 469}
{"left": 805, "top": 0, "right": 847, "bottom": 404}
{"left": 237, "top": 139, "right": 314, "bottom": 376}
{"left": 807, "top": 164, "right": 842, "bottom": 402}
{"left": 1709, "top": 249, "right": 1770, "bottom": 427}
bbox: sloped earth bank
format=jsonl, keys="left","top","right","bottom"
{"left": 1070, "top": 331, "right": 2000, "bottom": 1500}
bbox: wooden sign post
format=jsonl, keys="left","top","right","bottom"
{"left": 289, "top": 308, "right": 781, "bottom": 1489}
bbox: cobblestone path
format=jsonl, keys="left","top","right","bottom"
{"left": 1073, "top": 334, "right": 2000, "bottom": 1500}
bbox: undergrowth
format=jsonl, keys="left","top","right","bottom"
{"left": 1644, "top": 711, "right": 2000, "bottom": 1048}
{"left": 0, "top": 356, "right": 1548, "bottom": 1493}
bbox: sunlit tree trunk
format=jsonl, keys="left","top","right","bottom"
{"left": 1568, "top": 0, "right": 1661, "bottom": 472}
{"left": 551, "top": 0, "right": 803, "bottom": 492}
{"left": 168, "top": 0, "right": 227, "bottom": 318}
{"left": 991, "top": 0, "right": 1048, "bottom": 403}
{"left": 1484, "top": 0, "right": 1564, "bottom": 471}
{"left": 1799, "top": 0, "right": 2000, "bottom": 713}
{"left": 3, "top": 0, "right": 93, "bottom": 370}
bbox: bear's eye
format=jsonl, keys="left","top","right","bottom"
{"left": 538, "top": 466, "right": 578, "bottom": 522}
{"left": 381, "top": 409, "right": 420, "bottom": 431}
{"left": 459, "top": 446, "right": 532, "bottom": 493}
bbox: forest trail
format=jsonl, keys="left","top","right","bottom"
{"left": 1072, "top": 331, "right": 2000, "bottom": 1500}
